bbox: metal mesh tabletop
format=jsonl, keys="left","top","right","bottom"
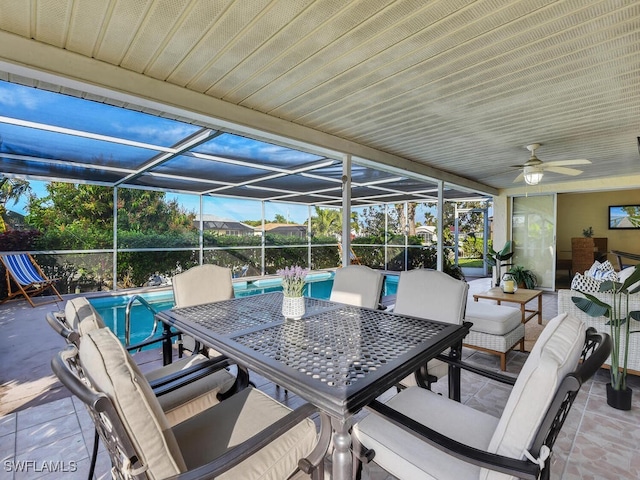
{"left": 233, "top": 306, "right": 449, "bottom": 389}
{"left": 158, "top": 292, "right": 468, "bottom": 417}
{"left": 170, "top": 292, "right": 339, "bottom": 334}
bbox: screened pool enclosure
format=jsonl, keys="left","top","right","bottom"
{"left": 0, "top": 80, "right": 491, "bottom": 294}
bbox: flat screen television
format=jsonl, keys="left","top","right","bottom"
{"left": 608, "top": 205, "right": 640, "bottom": 229}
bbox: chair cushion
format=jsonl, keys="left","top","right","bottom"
{"left": 150, "top": 355, "right": 236, "bottom": 426}
{"left": 465, "top": 302, "right": 522, "bottom": 335}
{"left": 482, "top": 313, "right": 585, "bottom": 480}
{"left": 65, "top": 296, "right": 105, "bottom": 335}
{"left": 172, "top": 264, "right": 234, "bottom": 308}
{"left": 80, "top": 328, "right": 186, "bottom": 478}
{"left": 354, "top": 387, "right": 499, "bottom": 480}
{"left": 329, "top": 265, "right": 383, "bottom": 309}
{"left": 394, "top": 269, "right": 468, "bottom": 324}
{"left": 173, "top": 387, "right": 317, "bottom": 480}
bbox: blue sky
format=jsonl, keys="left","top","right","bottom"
{"left": 2, "top": 80, "right": 443, "bottom": 226}
{"left": 10, "top": 179, "right": 314, "bottom": 224}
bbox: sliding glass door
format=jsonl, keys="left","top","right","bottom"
{"left": 511, "top": 194, "right": 556, "bottom": 290}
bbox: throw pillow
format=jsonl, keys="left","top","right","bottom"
{"left": 586, "top": 260, "right": 602, "bottom": 277}
{"left": 570, "top": 273, "right": 603, "bottom": 293}
{"left": 586, "top": 260, "right": 617, "bottom": 281}
{"left": 618, "top": 266, "right": 640, "bottom": 292}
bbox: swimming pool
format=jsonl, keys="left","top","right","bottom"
{"left": 90, "top": 271, "right": 398, "bottom": 347}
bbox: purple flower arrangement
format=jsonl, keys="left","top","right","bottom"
{"left": 277, "top": 265, "right": 308, "bottom": 297}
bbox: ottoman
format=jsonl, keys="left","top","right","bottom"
{"left": 463, "top": 301, "right": 525, "bottom": 371}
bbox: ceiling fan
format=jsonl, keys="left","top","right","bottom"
{"left": 512, "top": 143, "right": 591, "bottom": 185}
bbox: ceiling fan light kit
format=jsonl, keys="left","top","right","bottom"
{"left": 524, "top": 165, "right": 544, "bottom": 185}
{"left": 512, "top": 143, "right": 591, "bottom": 185}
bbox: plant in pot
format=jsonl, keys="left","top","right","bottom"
{"left": 484, "top": 240, "right": 513, "bottom": 287}
{"left": 571, "top": 265, "right": 640, "bottom": 410}
{"left": 507, "top": 265, "right": 538, "bottom": 289}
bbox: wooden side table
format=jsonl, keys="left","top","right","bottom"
{"left": 472, "top": 287, "right": 543, "bottom": 324}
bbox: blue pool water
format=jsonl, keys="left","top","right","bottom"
{"left": 90, "top": 272, "right": 398, "bottom": 347}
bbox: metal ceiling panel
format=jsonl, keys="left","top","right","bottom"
{"left": 0, "top": 0, "right": 638, "bottom": 194}
{"left": 0, "top": 156, "right": 125, "bottom": 184}
{"left": 129, "top": 173, "right": 220, "bottom": 193}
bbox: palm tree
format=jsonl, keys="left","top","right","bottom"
{"left": 0, "top": 177, "right": 30, "bottom": 232}
{"left": 394, "top": 202, "right": 419, "bottom": 236}
{"left": 311, "top": 207, "right": 341, "bottom": 237}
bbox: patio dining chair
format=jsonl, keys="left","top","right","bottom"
{"left": 51, "top": 328, "right": 324, "bottom": 480}
{"left": 172, "top": 264, "right": 235, "bottom": 357}
{"left": 393, "top": 269, "right": 469, "bottom": 389}
{"left": 353, "top": 313, "right": 611, "bottom": 480}
{"left": 48, "top": 296, "right": 247, "bottom": 480}
{"left": 0, "top": 253, "right": 63, "bottom": 307}
{"left": 329, "top": 265, "right": 384, "bottom": 309}
{"left": 46, "top": 296, "right": 239, "bottom": 425}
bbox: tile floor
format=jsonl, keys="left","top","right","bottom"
{"left": 1, "top": 280, "right": 640, "bottom": 479}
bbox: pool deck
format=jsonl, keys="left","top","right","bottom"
{"left": 2, "top": 281, "right": 640, "bottom": 479}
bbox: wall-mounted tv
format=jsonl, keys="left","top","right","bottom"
{"left": 608, "top": 205, "right": 640, "bottom": 229}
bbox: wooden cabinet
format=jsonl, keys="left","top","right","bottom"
{"left": 571, "top": 237, "right": 608, "bottom": 274}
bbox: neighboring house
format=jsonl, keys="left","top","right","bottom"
{"left": 198, "top": 215, "right": 254, "bottom": 236}
{"left": 416, "top": 225, "right": 437, "bottom": 244}
{"left": 1, "top": 210, "right": 26, "bottom": 231}
{"left": 260, "top": 223, "right": 307, "bottom": 238}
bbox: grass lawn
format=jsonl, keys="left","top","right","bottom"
{"left": 458, "top": 258, "right": 484, "bottom": 268}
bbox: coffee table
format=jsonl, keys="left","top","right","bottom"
{"left": 472, "top": 287, "right": 543, "bottom": 324}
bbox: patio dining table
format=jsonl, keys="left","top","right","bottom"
{"left": 156, "top": 291, "right": 471, "bottom": 480}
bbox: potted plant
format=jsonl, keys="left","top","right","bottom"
{"left": 484, "top": 240, "right": 513, "bottom": 287}
{"left": 507, "top": 265, "right": 538, "bottom": 289}
{"left": 277, "top": 265, "right": 308, "bottom": 320}
{"left": 572, "top": 264, "right": 640, "bottom": 410}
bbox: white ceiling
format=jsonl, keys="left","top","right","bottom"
{"left": 0, "top": 0, "right": 638, "bottom": 193}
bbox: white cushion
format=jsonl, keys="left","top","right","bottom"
{"left": 330, "top": 265, "right": 383, "bottom": 309}
{"left": 394, "top": 269, "right": 468, "bottom": 324}
{"left": 465, "top": 302, "right": 522, "bottom": 335}
{"left": 173, "top": 264, "right": 234, "bottom": 308}
{"left": 618, "top": 266, "right": 640, "bottom": 292}
{"left": 394, "top": 269, "right": 468, "bottom": 386}
{"left": 80, "top": 328, "right": 186, "bottom": 478}
{"left": 585, "top": 260, "right": 602, "bottom": 278}
{"left": 356, "top": 313, "right": 586, "bottom": 480}
{"left": 149, "top": 355, "right": 236, "bottom": 426}
{"left": 173, "top": 264, "right": 234, "bottom": 355}
{"left": 586, "top": 260, "right": 617, "bottom": 281}
{"left": 482, "top": 313, "right": 585, "bottom": 480}
{"left": 354, "top": 387, "right": 499, "bottom": 480}
{"left": 173, "top": 387, "right": 317, "bottom": 480}
{"left": 65, "top": 296, "right": 105, "bottom": 335}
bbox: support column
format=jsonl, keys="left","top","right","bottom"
{"left": 437, "top": 181, "right": 444, "bottom": 271}
{"left": 341, "top": 154, "right": 352, "bottom": 267}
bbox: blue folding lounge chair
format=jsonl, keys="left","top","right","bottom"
{"left": 0, "top": 253, "right": 63, "bottom": 307}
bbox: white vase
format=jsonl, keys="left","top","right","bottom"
{"left": 282, "top": 296, "right": 305, "bottom": 320}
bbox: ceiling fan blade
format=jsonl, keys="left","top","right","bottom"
{"left": 543, "top": 166, "right": 583, "bottom": 176}
{"left": 513, "top": 172, "right": 524, "bottom": 183}
{"left": 544, "top": 159, "right": 591, "bottom": 167}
